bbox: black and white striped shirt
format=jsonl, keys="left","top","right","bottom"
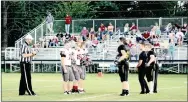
{"left": 19, "top": 42, "right": 33, "bottom": 63}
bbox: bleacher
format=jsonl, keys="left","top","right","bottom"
{"left": 3, "top": 17, "right": 188, "bottom": 73}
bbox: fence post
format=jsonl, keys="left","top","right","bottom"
{"left": 159, "top": 17, "right": 162, "bottom": 28}
{"left": 181, "top": 18, "right": 183, "bottom": 26}
{"left": 35, "top": 29, "right": 36, "bottom": 44}
{"left": 41, "top": 23, "right": 43, "bottom": 38}
{"left": 115, "top": 19, "right": 117, "bottom": 33}
{"left": 93, "top": 20, "right": 95, "bottom": 31}
{"left": 72, "top": 20, "right": 74, "bottom": 34}
{"left": 178, "top": 47, "right": 180, "bottom": 73}
{"left": 10, "top": 63, "right": 12, "bottom": 72}
{"left": 136, "top": 19, "right": 138, "bottom": 29}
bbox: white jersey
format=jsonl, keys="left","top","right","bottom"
{"left": 60, "top": 48, "right": 72, "bottom": 65}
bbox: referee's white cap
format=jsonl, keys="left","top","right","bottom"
{"left": 25, "top": 34, "right": 33, "bottom": 40}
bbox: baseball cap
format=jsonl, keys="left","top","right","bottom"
{"left": 25, "top": 34, "right": 33, "bottom": 40}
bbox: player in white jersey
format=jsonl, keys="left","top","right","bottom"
{"left": 60, "top": 40, "right": 75, "bottom": 94}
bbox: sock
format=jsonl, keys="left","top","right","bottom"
{"left": 149, "top": 82, "right": 154, "bottom": 92}
{"left": 75, "top": 86, "right": 78, "bottom": 91}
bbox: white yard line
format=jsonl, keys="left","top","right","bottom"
{"left": 58, "top": 86, "right": 187, "bottom": 101}
{"left": 64, "top": 94, "right": 116, "bottom": 101}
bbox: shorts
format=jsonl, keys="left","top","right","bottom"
{"left": 79, "top": 65, "right": 86, "bottom": 80}
{"left": 118, "top": 61, "right": 129, "bottom": 82}
{"left": 72, "top": 64, "right": 81, "bottom": 81}
{"left": 61, "top": 66, "right": 75, "bottom": 82}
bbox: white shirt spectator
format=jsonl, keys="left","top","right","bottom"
{"left": 176, "top": 31, "right": 184, "bottom": 39}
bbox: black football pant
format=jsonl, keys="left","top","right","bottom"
{"left": 138, "top": 68, "right": 149, "bottom": 92}
{"left": 19, "top": 62, "right": 35, "bottom": 95}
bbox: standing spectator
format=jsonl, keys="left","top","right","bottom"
{"left": 130, "top": 22, "right": 137, "bottom": 35}
{"left": 182, "top": 23, "right": 188, "bottom": 35}
{"left": 168, "top": 39, "right": 175, "bottom": 61}
{"left": 89, "top": 27, "right": 95, "bottom": 40}
{"left": 80, "top": 27, "right": 89, "bottom": 41}
{"left": 176, "top": 28, "right": 184, "bottom": 46}
{"left": 65, "top": 14, "right": 72, "bottom": 34}
{"left": 99, "top": 23, "right": 106, "bottom": 41}
{"left": 107, "top": 22, "right": 114, "bottom": 39}
{"left": 124, "top": 23, "right": 130, "bottom": 36}
{"left": 165, "top": 23, "right": 172, "bottom": 35}
{"left": 46, "top": 12, "right": 54, "bottom": 35}
{"left": 154, "top": 23, "right": 161, "bottom": 38}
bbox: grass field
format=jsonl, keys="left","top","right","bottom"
{"left": 2, "top": 73, "right": 187, "bottom": 101}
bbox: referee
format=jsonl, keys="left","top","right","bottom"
{"left": 19, "top": 34, "right": 37, "bottom": 96}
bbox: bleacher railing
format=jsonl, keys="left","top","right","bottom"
{"left": 15, "top": 17, "right": 187, "bottom": 48}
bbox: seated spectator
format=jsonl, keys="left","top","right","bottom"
{"left": 89, "top": 27, "right": 95, "bottom": 40}
{"left": 165, "top": 23, "right": 172, "bottom": 35}
{"left": 130, "top": 22, "right": 137, "bottom": 35}
{"left": 81, "top": 27, "right": 89, "bottom": 41}
{"left": 107, "top": 22, "right": 114, "bottom": 39}
{"left": 135, "top": 30, "right": 142, "bottom": 43}
{"left": 49, "top": 36, "right": 58, "bottom": 47}
{"left": 142, "top": 30, "right": 151, "bottom": 43}
{"left": 128, "top": 40, "right": 134, "bottom": 48}
{"left": 182, "top": 23, "right": 188, "bottom": 35}
{"left": 176, "top": 28, "right": 184, "bottom": 46}
{"left": 130, "top": 44, "right": 138, "bottom": 60}
{"left": 65, "top": 33, "right": 71, "bottom": 40}
{"left": 124, "top": 23, "right": 130, "bottom": 36}
{"left": 154, "top": 40, "right": 160, "bottom": 47}
{"left": 102, "top": 27, "right": 108, "bottom": 41}
{"left": 99, "top": 23, "right": 106, "bottom": 40}
{"left": 92, "top": 37, "right": 99, "bottom": 48}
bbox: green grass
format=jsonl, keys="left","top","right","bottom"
{"left": 2, "top": 73, "right": 187, "bottom": 101}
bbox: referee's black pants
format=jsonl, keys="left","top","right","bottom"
{"left": 153, "top": 64, "right": 159, "bottom": 92}
{"left": 138, "top": 67, "right": 149, "bottom": 92}
{"left": 19, "top": 62, "right": 35, "bottom": 95}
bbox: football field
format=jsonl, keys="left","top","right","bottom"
{"left": 2, "top": 73, "right": 187, "bottom": 101}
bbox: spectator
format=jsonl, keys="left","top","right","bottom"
{"left": 107, "top": 22, "right": 114, "bottom": 39}
{"left": 142, "top": 30, "right": 151, "bottom": 43}
{"left": 165, "top": 23, "right": 172, "bottom": 35}
{"left": 124, "top": 23, "right": 130, "bottom": 36}
{"left": 89, "top": 27, "right": 95, "bottom": 41}
{"left": 176, "top": 28, "right": 184, "bottom": 46}
{"left": 102, "top": 27, "right": 108, "bottom": 41}
{"left": 168, "top": 31, "right": 177, "bottom": 45}
{"left": 136, "top": 30, "right": 142, "bottom": 43}
{"left": 130, "top": 44, "right": 138, "bottom": 60}
{"left": 153, "top": 40, "right": 160, "bottom": 47}
{"left": 46, "top": 12, "right": 54, "bottom": 35}
{"left": 168, "top": 39, "right": 175, "bottom": 61}
{"left": 154, "top": 23, "right": 161, "bottom": 38}
{"left": 130, "top": 22, "right": 137, "bottom": 35}
{"left": 65, "top": 14, "right": 72, "bottom": 34}
{"left": 80, "top": 27, "right": 89, "bottom": 41}
{"left": 49, "top": 37, "right": 58, "bottom": 47}
{"left": 182, "top": 23, "right": 188, "bottom": 35}
{"left": 99, "top": 23, "right": 106, "bottom": 40}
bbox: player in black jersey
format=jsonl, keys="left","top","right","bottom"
{"left": 116, "top": 37, "right": 130, "bottom": 96}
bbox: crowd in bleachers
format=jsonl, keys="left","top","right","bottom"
{"left": 33, "top": 18, "right": 187, "bottom": 60}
